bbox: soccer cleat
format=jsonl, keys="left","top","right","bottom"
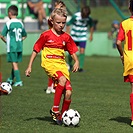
{"left": 46, "top": 88, "right": 51, "bottom": 94}
{"left": 6, "top": 78, "right": 13, "bottom": 85}
{"left": 56, "top": 119, "right": 63, "bottom": 125}
{"left": 46, "top": 87, "right": 55, "bottom": 94}
{"left": 51, "top": 88, "right": 55, "bottom": 93}
{"left": 13, "top": 81, "right": 23, "bottom": 87}
{"left": 50, "top": 109, "right": 60, "bottom": 122}
{"left": 131, "top": 121, "right": 133, "bottom": 127}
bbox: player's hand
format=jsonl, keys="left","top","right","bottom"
{"left": 120, "top": 55, "right": 124, "bottom": 65}
{"left": 25, "top": 67, "right": 31, "bottom": 77}
{"left": 89, "top": 35, "right": 93, "bottom": 42}
{"left": 72, "top": 61, "right": 79, "bottom": 72}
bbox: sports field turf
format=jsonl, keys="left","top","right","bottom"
{"left": 0, "top": 55, "right": 133, "bottom": 133}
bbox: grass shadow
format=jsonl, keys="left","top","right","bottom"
{"left": 24, "top": 116, "right": 61, "bottom": 125}
{"left": 24, "top": 116, "right": 52, "bottom": 122}
{"left": 109, "top": 116, "right": 131, "bottom": 126}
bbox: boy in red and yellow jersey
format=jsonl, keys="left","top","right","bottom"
{"left": 116, "top": 0, "right": 133, "bottom": 127}
{"left": 46, "top": 0, "right": 66, "bottom": 94}
{"left": 25, "top": 8, "right": 79, "bottom": 125}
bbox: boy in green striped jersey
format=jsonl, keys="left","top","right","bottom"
{"left": 1, "top": 5, "right": 27, "bottom": 86}
{"left": 66, "top": 6, "right": 94, "bottom": 72}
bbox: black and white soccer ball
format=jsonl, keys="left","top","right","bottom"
{"left": 0, "top": 82, "right": 12, "bottom": 94}
{"left": 62, "top": 109, "right": 81, "bottom": 126}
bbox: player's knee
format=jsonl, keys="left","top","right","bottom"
{"left": 59, "top": 76, "right": 67, "bottom": 86}
{"left": 65, "top": 90, "right": 72, "bottom": 100}
{"left": 80, "top": 48, "right": 85, "bottom": 53}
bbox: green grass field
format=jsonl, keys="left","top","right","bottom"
{"left": 0, "top": 55, "right": 133, "bottom": 133}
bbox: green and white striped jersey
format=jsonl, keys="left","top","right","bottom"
{"left": 67, "top": 12, "right": 94, "bottom": 42}
{"left": 1, "top": 18, "right": 27, "bottom": 52}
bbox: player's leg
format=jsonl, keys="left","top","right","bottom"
{"left": 50, "top": 71, "right": 66, "bottom": 122}
{"left": 78, "top": 41, "right": 86, "bottom": 72}
{"left": 61, "top": 80, "right": 72, "bottom": 115}
{"left": 55, "top": 80, "right": 72, "bottom": 125}
{"left": 12, "top": 62, "right": 22, "bottom": 86}
{"left": 68, "top": 42, "right": 79, "bottom": 71}
{"left": 51, "top": 75, "right": 66, "bottom": 113}
{"left": 7, "top": 68, "right": 14, "bottom": 85}
{"left": 130, "top": 82, "right": 133, "bottom": 126}
{"left": 46, "top": 77, "right": 55, "bottom": 94}
{"left": 12, "top": 52, "right": 23, "bottom": 86}
{"left": 6, "top": 53, "right": 14, "bottom": 84}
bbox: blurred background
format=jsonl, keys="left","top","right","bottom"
{"left": 0, "top": 0, "right": 130, "bottom": 31}
{"left": 0, "top": 0, "right": 130, "bottom": 56}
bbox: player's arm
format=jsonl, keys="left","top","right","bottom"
{"left": 0, "top": 35, "right": 6, "bottom": 43}
{"left": 71, "top": 53, "right": 79, "bottom": 72}
{"left": 25, "top": 50, "right": 38, "bottom": 77}
{"left": 22, "top": 36, "right": 27, "bottom": 41}
{"left": 116, "top": 23, "right": 124, "bottom": 64}
{"left": 116, "top": 40, "right": 124, "bottom": 64}
{"left": 89, "top": 26, "right": 94, "bottom": 41}
{"left": 66, "top": 34, "right": 79, "bottom": 72}
{"left": 1, "top": 25, "right": 9, "bottom": 43}
{"left": 88, "top": 18, "right": 94, "bottom": 42}
{"left": 25, "top": 33, "right": 45, "bottom": 77}
{"left": 116, "top": 40, "right": 123, "bottom": 56}
{"left": 22, "top": 28, "right": 27, "bottom": 41}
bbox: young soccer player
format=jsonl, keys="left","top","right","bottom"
{"left": 116, "top": 0, "right": 133, "bottom": 127}
{"left": 25, "top": 8, "right": 79, "bottom": 125}
{"left": 46, "top": 0, "right": 66, "bottom": 94}
{"left": 1, "top": 5, "right": 27, "bottom": 86}
{"left": 66, "top": 5, "right": 94, "bottom": 72}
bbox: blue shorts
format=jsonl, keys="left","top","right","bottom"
{"left": 7, "top": 52, "right": 22, "bottom": 62}
{"left": 75, "top": 41, "right": 86, "bottom": 48}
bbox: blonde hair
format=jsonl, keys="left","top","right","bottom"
{"left": 50, "top": 8, "right": 67, "bottom": 20}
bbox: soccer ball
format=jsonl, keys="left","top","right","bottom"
{"left": 62, "top": 109, "right": 80, "bottom": 126}
{"left": 0, "top": 82, "right": 12, "bottom": 94}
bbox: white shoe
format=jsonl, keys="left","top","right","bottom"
{"left": 46, "top": 87, "right": 52, "bottom": 94}
{"left": 13, "top": 81, "right": 23, "bottom": 87}
{"left": 46, "top": 83, "right": 55, "bottom": 94}
{"left": 51, "top": 88, "right": 55, "bottom": 93}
